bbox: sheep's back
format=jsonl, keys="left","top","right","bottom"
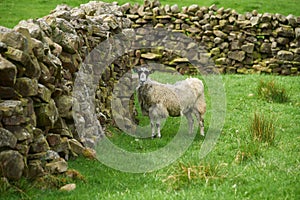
{"left": 172, "top": 78, "right": 205, "bottom": 112}
{"left": 138, "top": 83, "right": 181, "bottom": 117}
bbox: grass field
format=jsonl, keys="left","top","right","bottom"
{"left": 0, "top": 0, "right": 299, "bottom": 28}
{"left": 0, "top": 0, "right": 300, "bottom": 199}
{"left": 1, "top": 73, "right": 300, "bottom": 199}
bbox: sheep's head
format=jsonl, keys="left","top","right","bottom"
{"left": 134, "top": 67, "right": 154, "bottom": 86}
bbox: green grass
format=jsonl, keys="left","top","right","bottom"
{"left": 257, "top": 79, "right": 290, "bottom": 103}
{"left": 1, "top": 74, "right": 300, "bottom": 199}
{"left": 0, "top": 0, "right": 300, "bottom": 199}
{"left": 250, "top": 112, "right": 276, "bottom": 145}
{"left": 0, "top": 0, "right": 299, "bottom": 28}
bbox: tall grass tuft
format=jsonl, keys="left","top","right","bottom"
{"left": 236, "top": 112, "right": 276, "bottom": 163}
{"left": 163, "top": 162, "right": 227, "bottom": 190}
{"left": 235, "top": 139, "right": 261, "bottom": 163}
{"left": 257, "top": 79, "right": 289, "bottom": 103}
{"left": 250, "top": 112, "right": 276, "bottom": 145}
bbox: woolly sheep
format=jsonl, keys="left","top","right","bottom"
{"left": 135, "top": 67, "right": 206, "bottom": 138}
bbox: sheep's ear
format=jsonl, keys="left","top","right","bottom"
{"left": 132, "top": 68, "right": 138, "bottom": 73}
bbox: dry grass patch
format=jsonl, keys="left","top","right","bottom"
{"left": 257, "top": 79, "right": 289, "bottom": 103}
{"left": 162, "top": 162, "right": 227, "bottom": 190}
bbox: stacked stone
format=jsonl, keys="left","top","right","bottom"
{"left": 0, "top": 1, "right": 132, "bottom": 181}
{"left": 122, "top": 0, "right": 300, "bottom": 75}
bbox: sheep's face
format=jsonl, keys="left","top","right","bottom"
{"left": 136, "top": 67, "right": 153, "bottom": 86}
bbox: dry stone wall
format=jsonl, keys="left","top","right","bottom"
{"left": 0, "top": 0, "right": 299, "bottom": 181}
{"left": 122, "top": 0, "right": 300, "bottom": 75}
{"left": 0, "top": 1, "right": 131, "bottom": 181}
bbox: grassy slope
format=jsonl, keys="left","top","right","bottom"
{"left": 2, "top": 74, "right": 300, "bottom": 199}
{"left": 0, "top": 0, "right": 299, "bottom": 199}
{"left": 0, "top": 0, "right": 300, "bottom": 28}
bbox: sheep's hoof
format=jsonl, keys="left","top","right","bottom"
{"left": 151, "top": 135, "right": 162, "bottom": 139}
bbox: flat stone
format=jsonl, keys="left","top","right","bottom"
{"left": 0, "top": 150, "right": 24, "bottom": 180}
{"left": 210, "top": 47, "right": 220, "bottom": 56}
{"left": 5, "top": 125, "right": 32, "bottom": 141}
{"left": 295, "top": 27, "right": 300, "bottom": 39}
{"left": 141, "top": 52, "right": 162, "bottom": 60}
{"left": 277, "top": 50, "right": 294, "bottom": 61}
{"left": 276, "top": 37, "right": 290, "bottom": 45}
{"left": 24, "top": 160, "right": 45, "bottom": 179}
{"left": 0, "top": 86, "right": 21, "bottom": 99}
{"left": 228, "top": 51, "right": 246, "bottom": 62}
{"left": 241, "top": 43, "right": 255, "bottom": 54}
{"left": 69, "top": 139, "right": 85, "bottom": 155}
{"left": 14, "top": 20, "right": 42, "bottom": 39}
{"left": 276, "top": 26, "right": 294, "bottom": 37}
{"left": 59, "top": 52, "right": 80, "bottom": 74}
{"left": 14, "top": 77, "right": 38, "bottom": 97}
{"left": 37, "top": 84, "right": 52, "bottom": 103}
{"left": 44, "top": 150, "right": 60, "bottom": 161}
{"left": 0, "top": 55, "right": 17, "bottom": 87}
{"left": 135, "top": 18, "right": 148, "bottom": 24}
{"left": 29, "top": 134, "right": 50, "bottom": 153}
{"left": 35, "top": 99, "right": 59, "bottom": 128}
{"left": 250, "top": 16, "right": 259, "bottom": 26}
{"left": 156, "top": 15, "right": 172, "bottom": 19}
{"left": 51, "top": 137, "right": 70, "bottom": 154}
{"left": 213, "top": 30, "right": 227, "bottom": 39}
{"left": 126, "top": 14, "right": 140, "bottom": 19}
{"left": 0, "top": 26, "right": 27, "bottom": 50}
{"left": 46, "top": 134, "right": 61, "bottom": 147}
{"left": 45, "top": 158, "right": 68, "bottom": 174}
{"left": 54, "top": 95, "right": 73, "bottom": 118}
{"left": 171, "top": 4, "right": 180, "bottom": 13}
{"left": 60, "top": 183, "right": 76, "bottom": 191}
{"left": 0, "top": 100, "right": 23, "bottom": 117}
{"left": 260, "top": 43, "right": 272, "bottom": 54}
{"left": 5, "top": 47, "right": 41, "bottom": 78}
{"left": 215, "top": 57, "right": 228, "bottom": 65}
{"left": 261, "top": 13, "right": 272, "bottom": 22}
{"left": 187, "top": 4, "right": 199, "bottom": 13}
{"left": 0, "top": 128, "right": 17, "bottom": 148}
{"left": 186, "top": 27, "right": 201, "bottom": 33}
{"left": 170, "top": 57, "right": 189, "bottom": 65}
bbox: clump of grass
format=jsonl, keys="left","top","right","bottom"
{"left": 250, "top": 112, "right": 276, "bottom": 145}
{"left": 33, "top": 169, "right": 85, "bottom": 190}
{"left": 0, "top": 177, "right": 31, "bottom": 199}
{"left": 34, "top": 174, "right": 69, "bottom": 190}
{"left": 257, "top": 79, "right": 289, "bottom": 103}
{"left": 163, "top": 162, "right": 227, "bottom": 190}
{"left": 236, "top": 112, "right": 276, "bottom": 164}
{"left": 235, "top": 140, "right": 261, "bottom": 164}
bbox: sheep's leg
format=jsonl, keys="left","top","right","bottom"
{"left": 194, "top": 110, "right": 205, "bottom": 136}
{"left": 149, "top": 104, "right": 167, "bottom": 139}
{"left": 185, "top": 112, "right": 194, "bottom": 134}
{"left": 156, "top": 121, "right": 162, "bottom": 138}
{"left": 149, "top": 106, "right": 157, "bottom": 138}
{"left": 150, "top": 120, "right": 161, "bottom": 138}
{"left": 151, "top": 121, "right": 156, "bottom": 138}
{"left": 200, "top": 117, "right": 205, "bottom": 136}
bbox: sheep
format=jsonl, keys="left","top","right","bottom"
{"left": 135, "top": 67, "right": 206, "bottom": 138}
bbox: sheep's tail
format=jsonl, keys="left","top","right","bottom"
{"left": 186, "top": 78, "right": 206, "bottom": 114}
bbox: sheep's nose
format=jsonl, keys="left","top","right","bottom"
{"left": 140, "top": 73, "right": 147, "bottom": 82}
{"left": 140, "top": 80, "right": 145, "bottom": 85}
